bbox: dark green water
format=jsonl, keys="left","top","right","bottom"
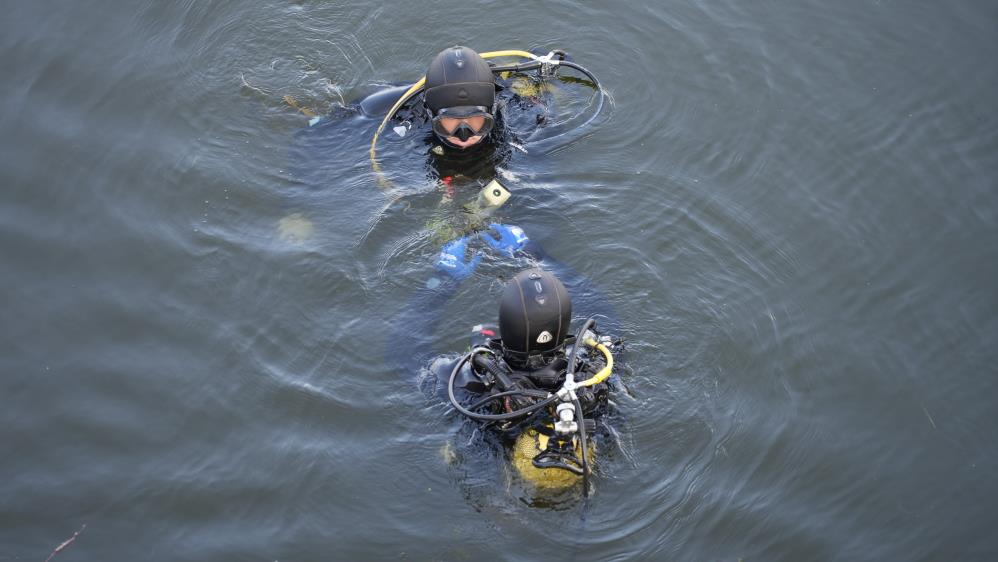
{"left": 2, "top": 1, "right": 996, "bottom": 560}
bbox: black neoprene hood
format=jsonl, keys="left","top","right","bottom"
{"left": 499, "top": 269, "right": 573, "bottom": 356}
{"left": 424, "top": 46, "right": 496, "bottom": 114}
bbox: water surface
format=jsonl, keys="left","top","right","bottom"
{"left": 2, "top": 1, "right": 996, "bottom": 560}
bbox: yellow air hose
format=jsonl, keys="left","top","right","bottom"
{"left": 577, "top": 339, "right": 613, "bottom": 387}
{"left": 368, "top": 50, "right": 539, "bottom": 188}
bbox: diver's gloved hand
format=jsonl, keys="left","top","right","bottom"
{"left": 480, "top": 223, "right": 529, "bottom": 256}
{"left": 435, "top": 235, "right": 482, "bottom": 280}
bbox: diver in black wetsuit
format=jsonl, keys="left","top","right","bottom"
{"left": 364, "top": 45, "right": 603, "bottom": 186}
{"left": 355, "top": 47, "right": 512, "bottom": 184}
{"left": 446, "top": 268, "right": 621, "bottom": 495}
{"left": 421, "top": 46, "right": 516, "bottom": 184}
{"left": 422, "top": 46, "right": 501, "bottom": 152}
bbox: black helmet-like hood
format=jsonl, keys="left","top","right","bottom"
{"left": 424, "top": 46, "right": 495, "bottom": 114}
{"left": 499, "top": 269, "right": 572, "bottom": 358}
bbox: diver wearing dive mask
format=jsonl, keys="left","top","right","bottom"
{"left": 348, "top": 43, "right": 604, "bottom": 185}
{"left": 423, "top": 46, "right": 498, "bottom": 150}
{"left": 430, "top": 106, "right": 495, "bottom": 148}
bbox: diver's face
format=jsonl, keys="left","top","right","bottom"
{"left": 444, "top": 134, "right": 485, "bottom": 149}
{"left": 437, "top": 115, "right": 487, "bottom": 149}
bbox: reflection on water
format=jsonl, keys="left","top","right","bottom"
{"left": 277, "top": 212, "right": 314, "bottom": 243}
{"left": 2, "top": 0, "right": 996, "bottom": 560}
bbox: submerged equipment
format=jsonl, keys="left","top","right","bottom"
{"left": 369, "top": 48, "right": 605, "bottom": 185}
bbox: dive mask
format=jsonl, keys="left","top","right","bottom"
{"left": 431, "top": 106, "right": 495, "bottom": 144}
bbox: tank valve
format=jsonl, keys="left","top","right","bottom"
{"left": 554, "top": 402, "right": 578, "bottom": 435}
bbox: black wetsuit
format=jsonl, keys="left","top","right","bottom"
{"left": 359, "top": 74, "right": 550, "bottom": 185}
{"left": 456, "top": 327, "right": 612, "bottom": 424}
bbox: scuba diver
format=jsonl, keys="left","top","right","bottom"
{"left": 445, "top": 268, "right": 622, "bottom": 497}
{"left": 286, "top": 45, "right": 606, "bottom": 279}
{"left": 421, "top": 45, "right": 501, "bottom": 151}
{"left": 364, "top": 45, "right": 605, "bottom": 185}
{"left": 420, "top": 46, "right": 601, "bottom": 274}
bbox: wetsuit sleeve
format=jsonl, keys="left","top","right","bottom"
{"left": 358, "top": 85, "right": 414, "bottom": 117}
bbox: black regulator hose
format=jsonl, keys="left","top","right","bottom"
{"left": 573, "top": 397, "right": 591, "bottom": 497}
{"left": 489, "top": 59, "right": 600, "bottom": 91}
{"left": 448, "top": 351, "right": 558, "bottom": 422}
{"left": 467, "top": 389, "right": 550, "bottom": 411}
{"left": 489, "top": 61, "right": 544, "bottom": 74}
{"left": 526, "top": 59, "right": 604, "bottom": 146}
{"left": 566, "top": 317, "right": 596, "bottom": 376}
{"left": 472, "top": 352, "right": 517, "bottom": 391}
{"left": 566, "top": 317, "right": 596, "bottom": 496}
{"left": 558, "top": 60, "right": 601, "bottom": 89}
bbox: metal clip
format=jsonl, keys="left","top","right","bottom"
{"left": 536, "top": 51, "right": 561, "bottom": 78}
{"left": 556, "top": 372, "right": 578, "bottom": 402}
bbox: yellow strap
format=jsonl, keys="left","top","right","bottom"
{"left": 577, "top": 339, "right": 613, "bottom": 387}
{"left": 283, "top": 95, "right": 317, "bottom": 118}
{"left": 369, "top": 49, "right": 539, "bottom": 188}
{"left": 480, "top": 50, "right": 539, "bottom": 60}
{"left": 369, "top": 78, "right": 425, "bottom": 160}
{"left": 369, "top": 77, "right": 425, "bottom": 187}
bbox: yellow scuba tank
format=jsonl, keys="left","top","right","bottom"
{"left": 511, "top": 427, "right": 595, "bottom": 489}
